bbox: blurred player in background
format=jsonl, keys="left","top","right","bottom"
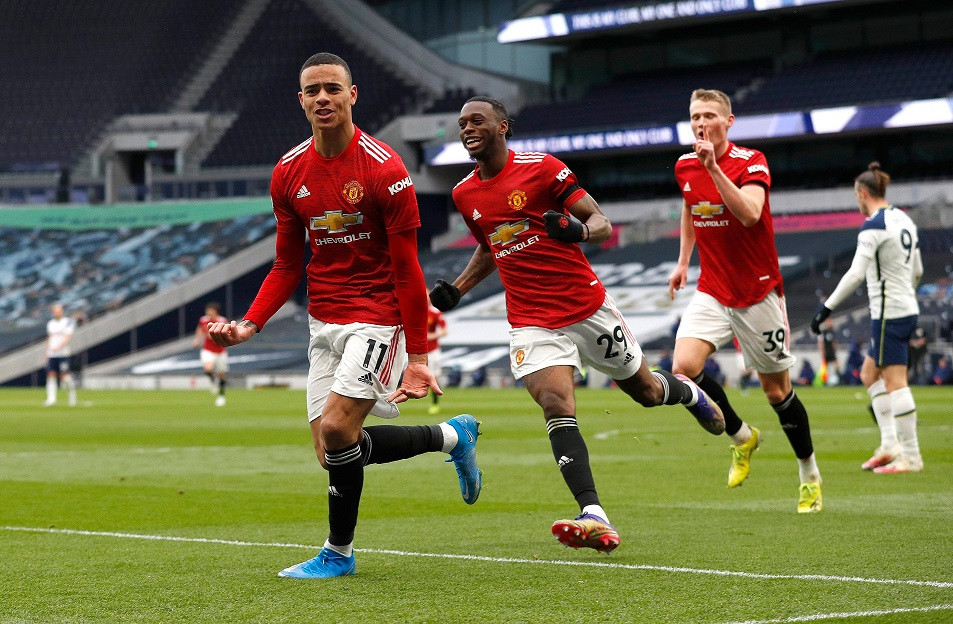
{"left": 44, "top": 303, "right": 77, "bottom": 407}
{"left": 431, "top": 96, "right": 724, "bottom": 554}
{"left": 207, "top": 53, "right": 481, "bottom": 579}
{"left": 194, "top": 302, "right": 229, "bottom": 407}
{"left": 669, "top": 89, "right": 822, "bottom": 513}
{"left": 812, "top": 162, "right": 923, "bottom": 473}
{"left": 426, "top": 302, "right": 447, "bottom": 414}
{"left": 817, "top": 317, "right": 840, "bottom": 386}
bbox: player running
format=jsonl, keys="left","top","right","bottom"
{"left": 668, "top": 89, "right": 822, "bottom": 513}
{"left": 208, "top": 53, "right": 481, "bottom": 579}
{"left": 194, "top": 302, "right": 229, "bottom": 406}
{"left": 430, "top": 96, "right": 724, "bottom": 554}
{"left": 811, "top": 162, "right": 924, "bottom": 473}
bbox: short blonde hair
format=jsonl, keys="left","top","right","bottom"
{"left": 690, "top": 89, "right": 732, "bottom": 116}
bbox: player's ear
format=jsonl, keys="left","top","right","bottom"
{"left": 726, "top": 114, "right": 734, "bottom": 129}
{"left": 350, "top": 84, "right": 358, "bottom": 105}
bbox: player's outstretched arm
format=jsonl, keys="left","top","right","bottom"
{"left": 207, "top": 320, "right": 256, "bottom": 348}
{"left": 668, "top": 201, "right": 696, "bottom": 300}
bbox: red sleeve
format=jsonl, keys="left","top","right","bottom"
{"left": 739, "top": 151, "right": 771, "bottom": 190}
{"left": 388, "top": 228, "right": 428, "bottom": 354}
{"left": 545, "top": 155, "right": 587, "bottom": 209}
{"left": 243, "top": 227, "right": 305, "bottom": 330}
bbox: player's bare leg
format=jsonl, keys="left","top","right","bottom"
{"left": 674, "top": 337, "right": 758, "bottom": 484}
{"left": 615, "top": 359, "right": 724, "bottom": 434}
{"left": 523, "top": 366, "right": 618, "bottom": 552}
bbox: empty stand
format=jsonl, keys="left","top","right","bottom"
{"left": 199, "top": 0, "right": 421, "bottom": 167}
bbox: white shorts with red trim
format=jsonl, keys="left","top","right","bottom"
{"left": 509, "top": 294, "right": 644, "bottom": 381}
{"left": 200, "top": 349, "right": 229, "bottom": 373}
{"left": 306, "top": 317, "right": 406, "bottom": 422}
{"left": 676, "top": 290, "right": 795, "bottom": 374}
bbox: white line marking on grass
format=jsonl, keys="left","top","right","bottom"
{"left": 4, "top": 526, "right": 953, "bottom": 590}
{"left": 719, "top": 603, "right": 953, "bottom": 623}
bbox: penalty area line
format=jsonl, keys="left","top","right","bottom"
{"left": 3, "top": 525, "right": 953, "bottom": 590}
{"left": 719, "top": 603, "right": 953, "bottom": 623}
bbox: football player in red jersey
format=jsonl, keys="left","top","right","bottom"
{"left": 207, "top": 53, "right": 482, "bottom": 578}
{"left": 426, "top": 303, "right": 448, "bottom": 414}
{"left": 668, "top": 89, "right": 822, "bottom": 513}
{"left": 193, "top": 301, "right": 229, "bottom": 406}
{"left": 430, "top": 96, "right": 726, "bottom": 553}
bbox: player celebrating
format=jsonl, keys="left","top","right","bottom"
{"left": 426, "top": 303, "right": 448, "bottom": 414}
{"left": 207, "top": 53, "right": 481, "bottom": 579}
{"left": 811, "top": 162, "right": 924, "bottom": 473}
{"left": 44, "top": 303, "right": 77, "bottom": 407}
{"left": 194, "top": 302, "right": 229, "bottom": 407}
{"left": 668, "top": 89, "right": 822, "bottom": 513}
{"left": 430, "top": 96, "right": 724, "bottom": 554}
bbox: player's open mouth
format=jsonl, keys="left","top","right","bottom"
{"left": 464, "top": 137, "right": 482, "bottom": 149}
{"left": 314, "top": 109, "right": 334, "bottom": 120}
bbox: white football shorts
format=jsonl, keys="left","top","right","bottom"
{"left": 306, "top": 317, "right": 407, "bottom": 422}
{"left": 200, "top": 349, "right": 229, "bottom": 374}
{"left": 427, "top": 346, "right": 442, "bottom": 378}
{"left": 509, "top": 294, "right": 644, "bottom": 381}
{"left": 676, "top": 290, "right": 795, "bottom": 374}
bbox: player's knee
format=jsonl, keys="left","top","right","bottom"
{"left": 536, "top": 389, "right": 573, "bottom": 417}
{"left": 859, "top": 366, "right": 878, "bottom": 388}
{"left": 762, "top": 385, "right": 788, "bottom": 404}
{"left": 672, "top": 359, "right": 702, "bottom": 379}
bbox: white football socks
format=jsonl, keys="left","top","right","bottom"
{"left": 45, "top": 377, "right": 57, "bottom": 403}
{"left": 730, "top": 422, "right": 753, "bottom": 446}
{"left": 439, "top": 422, "right": 458, "bottom": 453}
{"left": 798, "top": 453, "right": 821, "bottom": 484}
{"left": 867, "top": 379, "right": 897, "bottom": 451}
{"left": 582, "top": 504, "right": 610, "bottom": 524}
{"left": 324, "top": 539, "right": 353, "bottom": 557}
{"left": 890, "top": 387, "right": 921, "bottom": 462}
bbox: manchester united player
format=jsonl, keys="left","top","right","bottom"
{"left": 430, "top": 96, "right": 724, "bottom": 554}
{"left": 207, "top": 53, "right": 482, "bottom": 579}
{"left": 193, "top": 302, "right": 229, "bottom": 407}
{"left": 668, "top": 89, "right": 822, "bottom": 513}
{"left": 426, "top": 303, "right": 448, "bottom": 414}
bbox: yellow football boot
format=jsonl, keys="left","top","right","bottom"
{"left": 797, "top": 482, "right": 823, "bottom": 514}
{"left": 727, "top": 426, "right": 761, "bottom": 488}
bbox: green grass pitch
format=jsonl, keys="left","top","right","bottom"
{"left": 1, "top": 385, "right": 951, "bottom": 623}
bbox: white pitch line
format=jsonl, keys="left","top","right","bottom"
{"left": 4, "top": 526, "right": 953, "bottom": 590}
{"left": 720, "top": 603, "right": 953, "bottom": 623}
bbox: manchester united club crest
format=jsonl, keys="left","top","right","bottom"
{"left": 342, "top": 180, "right": 365, "bottom": 204}
{"left": 514, "top": 349, "right": 526, "bottom": 366}
{"left": 507, "top": 189, "right": 527, "bottom": 210}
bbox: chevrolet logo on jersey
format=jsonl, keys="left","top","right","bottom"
{"left": 310, "top": 210, "right": 363, "bottom": 233}
{"left": 489, "top": 220, "right": 530, "bottom": 246}
{"left": 691, "top": 202, "right": 724, "bottom": 218}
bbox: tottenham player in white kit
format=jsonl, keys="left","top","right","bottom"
{"left": 812, "top": 162, "right": 924, "bottom": 473}
{"left": 44, "top": 303, "right": 77, "bottom": 406}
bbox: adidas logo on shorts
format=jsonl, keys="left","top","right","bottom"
{"left": 623, "top": 353, "right": 634, "bottom": 365}
{"left": 358, "top": 372, "right": 373, "bottom": 386}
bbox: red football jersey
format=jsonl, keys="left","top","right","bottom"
{"left": 426, "top": 304, "right": 446, "bottom": 353}
{"left": 453, "top": 150, "right": 603, "bottom": 329}
{"left": 674, "top": 142, "right": 783, "bottom": 308}
{"left": 198, "top": 315, "right": 227, "bottom": 353}
{"left": 270, "top": 127, "right": 421, "bottom": 326}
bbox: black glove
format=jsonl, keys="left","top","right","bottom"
{"left": 543, "top": 210, "right": 587, "bottom": 243}
{"left": 429, "top": 279, "right": 461, "bottom": 312}
{"left": 810, "top": 305, "right": 831, "bottom": 335}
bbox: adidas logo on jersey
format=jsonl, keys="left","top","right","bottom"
{"left": 358, "top": 372, "right": 373, "bottom": 386}
{"left": 472, "top": 209, "right": 482, "bottom": 220}
{"left": 296, "top": 185, "right": 311, "bottom": 198}
{"left": 683, "top": 181, "right": 691, "bottom": 192}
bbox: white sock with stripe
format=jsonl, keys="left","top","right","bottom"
{"left": 889, "top": 387, "right": 921, "bottom": 461}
